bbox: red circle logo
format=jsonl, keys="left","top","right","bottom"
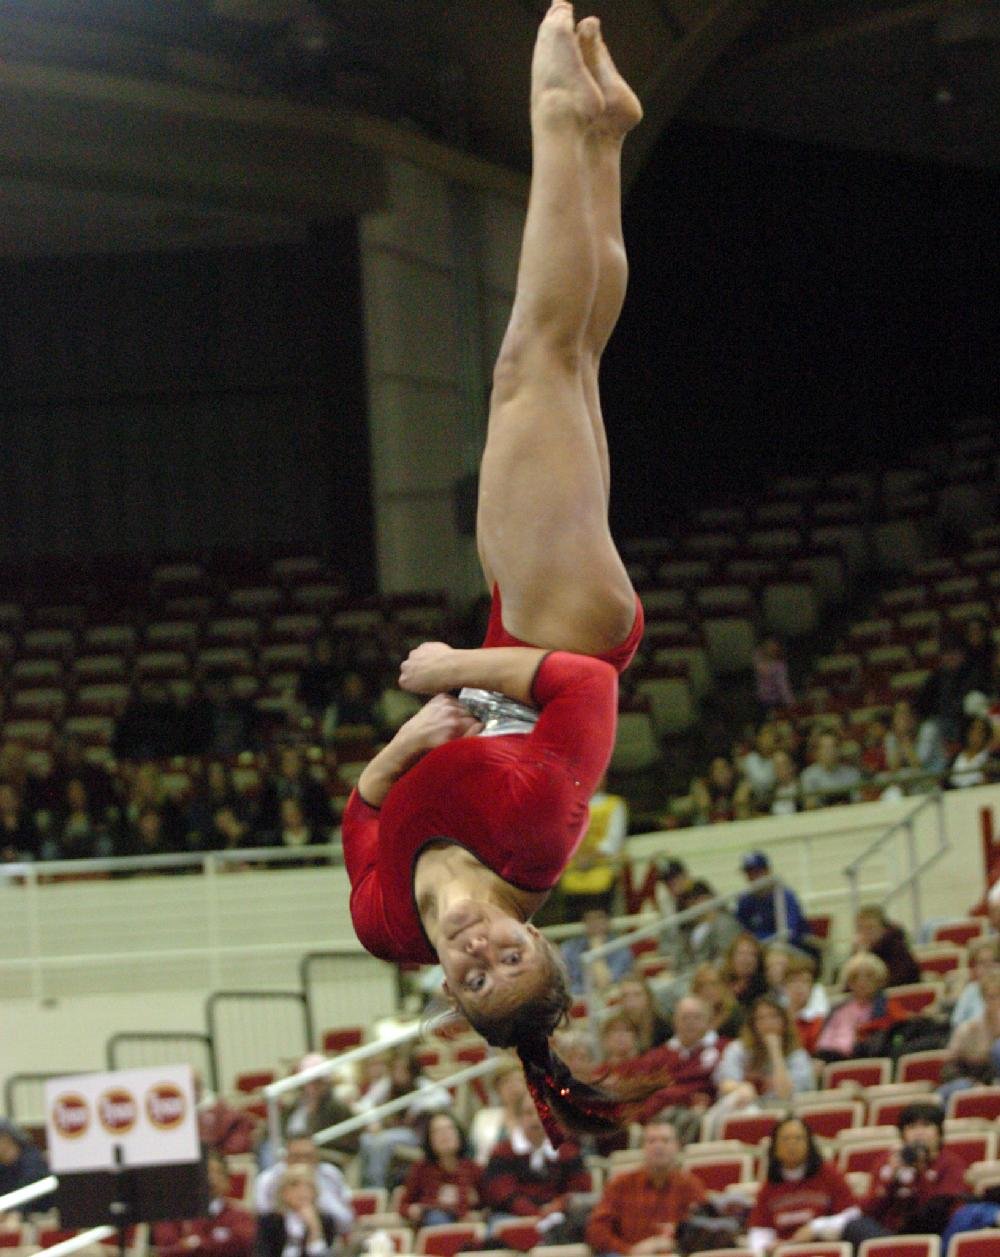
{"left": 98, "top": 1087, "right": 138, "bottom": 1134}
{"left": 145, "top": 1082, "right": 186, "bottom": 1131}
{"left": 52, "top": 1092, "right": 90, "bottom": 1140}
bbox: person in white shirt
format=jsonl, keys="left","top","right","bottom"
{"left": 254, "top": 1136, "right": 353, "bottom": 1235}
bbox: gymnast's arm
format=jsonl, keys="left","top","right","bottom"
{"left": 355, "top": 693, "right": 482, "bottom": 809}
{"left": 399, "top": 641, "right": 548, "bottom": 704}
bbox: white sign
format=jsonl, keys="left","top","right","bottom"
{"left": 45, "top": 1064, "right": 199, "bottom": 1173}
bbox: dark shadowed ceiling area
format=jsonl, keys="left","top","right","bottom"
{"left": 0, "top": 0, "right": 997, "bottom": 256}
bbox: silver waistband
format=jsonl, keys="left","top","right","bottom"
{"left": 458, "top": 687, "right": 539, "bottom": 737}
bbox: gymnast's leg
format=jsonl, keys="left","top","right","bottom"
{"left": 476, "top": 0, "right": 642, "bottom": 657}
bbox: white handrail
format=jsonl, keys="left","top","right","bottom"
{"left": 0, "top": 1173, "right": 58, "bottom": 1212}
{"left": 0, "top": 844, "right": 341, "bottom": 880}
{"left": 42, "top": 1228, "right": 117, "bottom": 1257}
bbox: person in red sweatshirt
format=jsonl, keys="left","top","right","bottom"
{"left": 152, "top": 1152, "right": 254, "bottom": 1257}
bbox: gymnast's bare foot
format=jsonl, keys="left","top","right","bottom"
{"left": 576, "top": 15, "right": 643, "bottom": 136}
{"left": 532, "top": 0, "right": 604, "bottom": 125}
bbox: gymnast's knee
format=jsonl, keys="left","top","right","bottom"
{"left": 491, "top": 323, "right": 583, "bottom": 403}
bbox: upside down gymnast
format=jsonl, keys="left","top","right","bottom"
{"left": 343, "top": 0, "right": 650, "bottom": 1140}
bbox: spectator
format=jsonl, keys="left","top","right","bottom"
{"left": 470, "top": 1060, "right": 528, "bottom": 1166}
{"left": 186, "top": 763, "right": 251, "bottom": 847}
{"left": 586, "top": 1118, "right": 707, "bottom": 1257}
{"left": 297, "top": 637, "right": 343, "bottom": 738}
{"left": 941, "top": 967, "right": 1000, "bottom": 1098}
{"left": 747, "top": 1115, "right": 858, "bottom": 1254}
{"left": 355, "top": 1049, "right": 450, "bottom": 1188}
{"left": 199, "top": 806, "right": 254, "bottom": 857}
{"left": 658, "top": 859, "right": 694, "bottom": 913}
{"left": 706, "top": 996, "right": 814, "bottom": 1136}
{"left": 637, "top": 996, "right": 726, "bottom": 1143}
{"left": 814, "top": 953, "right": 908, "bottom": 1062}
{"left": 48, "top": 778, "right": 108, "bottom": 860}
{"left": 720, "top": 932, "right": 768, "bottom": 1009}
{"left": 202, "top": 675, "right": 260, "bottom": 757}
{"left": 735, "top": 852, "right": 810, "bottom": 952}
{"left": 559, "top": 776, "right": 627, "bottom": 918}
{"left": 763, "top": 942, "right": 795, "bottom": 994}
{"left": 120, "top": 763, "right": 185, "bottom": 850}
{"left": 884, "top": 700, "right": 944, "bottom": 778}
{"left": 916, "top": 634, "right": 973, "bottom": 744}
{"left": 278, "top": 798, "right": 323, "bottom": 851}
{"left": 616, "top": 977, "right": 673, "bottom": 1052}
{"left": 49, "top": 734, "right": 115, "bottom": 818}
{"left": 0, "top": 782, "right": 40, "bottom": 862}
{"left": 560, "top": 906, "right": 634, "bottom": 996}
{"left": 194, "top": 1073, "right": 259, "bottom": 1158}
{"left": 255, "top": 1164, "right": 346, "bottom": 1257}
{"left": 816, "top": 1102, "right": 969, "bottom": 1247}
{"left": 398, "top": 1112, "right": 483, "bottom": 1226}
{"left": 117, "top": 804, "right": 178, "bottom": 858}
{"left": 690, "top": 757, "right": 751, "bottom": 824}
{"left": 767, "top": 750, "right": 801, "bottom": 815}
{"left": 678, "top": 880, "right": 740, "bottom": 967}
{"left": 950, "top": 937, "right": 1000, "bottom": 1026}
{"left": 601, "top": 1013, "right": 642, "bottom": 1069}
{"left": 152, "top": 1150, "right": 254, "bottom": 1257}
{"left": 854, "top": 905, "right": 921, "bottom": 987}
{"left": 800, "top": 731, "right": 861, "bottom": 808}
{"left": 0, "top": 1118, "right": 53, "bottom": 1212}
{"left": 259, "top": 748, "right": 332, "bottom": 837}
{"left": 481, "top": 1091, "right": 589, "bottom": 1232}
{"left": 782, "top": 955, "right": 829, "bottom": 1054}
{"left": 949, "top": 714, "right": 994, "bottom": 788}
{"left": 281, "top": 1054, "right": 359, "bottom": 1165}
{"left": 739, "top": 725, "right": 778, "bottom": 807}
{"left": 754, "top": 636, "right": 794, "bottom": 716}
{"left": 254, "top": 1136, "right": 353, "bottom": 1229}
{"left": 689, "top": 963, "right": 744, "bottom": 1038}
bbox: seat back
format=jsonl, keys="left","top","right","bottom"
{"left": 857, "top": 1240, "right": 939, "bottom": 1257}
{"left": 823, "top": 1058, "right": 891, "bottom": 1090}
{"left": 948, "top": 1230, "right": 1000, "bottom": 1257}
{"left": 896, "top": 1050, "right": 951, "bottom": 1086}
{"left": 947, "top": 1086, "right": 1000, "bottom": 1122}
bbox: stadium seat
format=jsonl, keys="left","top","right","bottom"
{"left": 773, "top": 1244, "right": 851, "bottom": 1257}
{"left": 352, "top": 1189, "right": 388, "bottom": 1217}
{"left": 717, "top": 1112, "right": 780, "bottom": 1145}
{"left": 897, "top": 1050, "right": 952, "bottom": 1086}
{"left": 416, "top": 1223, "right": 486, "bottom": 1256}
{"left": 610, "top": 711, "right": 661, "bottom": 772}
{"left": 857, "top": 1238, "right": 939, "bottom": 1257}
{"left": 946, "top": 1232, "right": 1000, "bottom": 1257}
{"left": 943, "top": 1130, "right": 997, "bottom": 1170}
{"left": 701, "top": 617, "right": 756, "bottom": 673}
{"left": 491, "top": 1220, "right": 540, "bottom": 1252}
{"left": 823, "top": 1059, "right": 891, "bottom": 1090}
{"left": 322, "top": 1026, "right": 364, "bottom": 1053}
{"left": 636, "top": 677, "right": 696, "bottom": 734}
{"left": 682, "top": 1149, "right": 755, "bottom": 1190}
{"left": 946, "top": 1087, "right": 1000, "bottom": 1122}
{"left": 932, "top": 920, "right": 986, "bottom": 948}
{"left": 836, "top": 1136, "right": 900, "bottom": 1175}
{"left": 868, "top": 1094, "right": 942, "bottom": 1128}
{"left": 914, "top": 946, "right": 966, "bottom": 978}
{"left": 884, "top": 983, "right": 941, "bottom": 1015}
{"left": 795, "top": 1100, "right": 865, "bottom": 1139}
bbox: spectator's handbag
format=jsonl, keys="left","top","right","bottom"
{"left": 674, "top": 1205, "right": 741, "bottom": 1255}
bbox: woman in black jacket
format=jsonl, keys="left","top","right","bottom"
{"left": 256, "top": 1165, "right": 340, "bottom": 1257}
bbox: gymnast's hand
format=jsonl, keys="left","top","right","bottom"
{"left": 399, "top": 641, "right": 459, "bottom": 693}
{"left": 400, "top": 693, "right": 483, "bottom": 752}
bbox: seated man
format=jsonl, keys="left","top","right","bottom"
{"left": 735, "top": 852, "right": 810, "bottom": 953}
{"left": 152, "top": 1151, "right": 254, "bottom": 1257}
{"left": 586, "top": 1118, "right": 707, "bottom": 1256}
{"left": 254, "top": 1135, "right": 353, "bottom": 1235}
{"left": 194, "top": 1072, "right": 259, "bottom": 1158}
{"left": 809, "top": 1102, "right": 967, "bottom": 1246}
{"left": 482, "top": 1092, "right": 589, "bottom": 1237}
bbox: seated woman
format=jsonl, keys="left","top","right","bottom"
{"left": 813, "top": 952, "right": 907, "bottom": 1062}
{"left": 705, "top": 996, "right": 814, "bottom": 1138}
{"left": 616, "top": 976, "right": 672, "bottom": 1051}
{"left": 940, "top": 968, "right": 1000, "bottom": 1101}
{"left": 356, "top": 1049, "right": 450, "bottom": 1188}
{"left": 689, "top": 963, "right": 744, "bottom": 1038}
{"left": 951, "top": 937, "right": 1000, "bottom": 1027}
{"left": 721, "top": 933, "right": 769, "bottom": 1009}
{"left": 781, "top": 955, "right": 829, "bottom": 1054}
{"left": 255, "top": 1165, "right": 341, "bottom": 1257}
{"left": 747, "top": 1115, "right": 859, "bottom": 1254}
{"left": 948, "top": 714, "right": 994, "bottom": 789}
{"left": 398, "top": 1112, "right": 484, "bottom": 1227}
{"left": 690, "top": 757, "right": 752, "bottom": 824}
{"left": 470, "top": 1060, "right": 529, "bottom": 1165}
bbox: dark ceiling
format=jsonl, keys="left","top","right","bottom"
{"left": 0, "top": 0, "right": 997, "bottom": 256}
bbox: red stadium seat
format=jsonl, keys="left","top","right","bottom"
{"left": 943, "top": 1130, "right": 997, "bottom": 1171}
{"left": 931, "top": 920, "right": 985, "bottom": 948}
{"left": 946, "top": 1087, "right": 1000, "bottom": 1122}
{"left": 795, "top": 1100, "right": 865, "bottom": 1139}
{"left": 491, "top": 1219, "right": 541, "bottom": 1251}
{"left": 234, "top": 1069, "right": 275, "bottom": 1094}
{"left": 322, "top": 1026, "right": 364, "bottom": 1053}
{"left": 947, "top": 1231, "right": 1000, "bottom": 1257}
{"left": 823, "top": 1059, "right": 891, "bottom": 1090}
{"left": 856, "top": 1239, "right": 939, "bottom": 1257}
{"left": 351, "top": 1189, "right": 388, "bottom": 1217}
{"left": 683, "top": 1150, "right": 756, "bottom": 1191}
{"left": 718, "top": 1112, "right": 780, "bottom": 1145}
{"left": 415, "top": 1223, "right": 485, "bottom": 1257}
{"left": 773, "top": 1244, "right": 851, "bottom": 1257}
{"left": 836, "top": 1138, "right": 899, "bottom": 1175}
{"left": 883, "top": 983, "right": 941, "bottom": 1015}
{"left": 896, "top": 1051, "right": 951, "bottom": 1086}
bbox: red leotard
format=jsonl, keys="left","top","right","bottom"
{"left": 342, "top": 588, "right": 643, "bottom": 964}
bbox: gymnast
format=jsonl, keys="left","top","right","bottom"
{"left": 343, "top": 0, "right": 648, "bottom": 1138}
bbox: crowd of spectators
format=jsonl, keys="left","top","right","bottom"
{"left": 676, "top": 617, "right": 1000, "bottom": 828}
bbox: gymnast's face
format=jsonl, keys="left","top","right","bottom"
{"left": 438, "top": 902, "right": 544, "bottom": 1012}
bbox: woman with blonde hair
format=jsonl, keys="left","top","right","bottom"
{"left": 814, "top": 951, "right": 907, "bottom": 1062}
{"left": 255, "top": 1164, "right": 341, "bottom": 1257}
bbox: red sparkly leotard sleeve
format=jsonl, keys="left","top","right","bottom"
{"left": 342, "top": 650, "right": 619, "bottom": 964}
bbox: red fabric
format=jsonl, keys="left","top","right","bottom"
{"left": 860, "top": 1149, "right": 967, "bottom": 1232}
{"left": 152, "top": 1203, "right": 254, "bottom": 1257}
{"left": 749, "top": 1163, "right": 856, "bottom": 1240}
{"left": 484, "top": 585, "right": 644, "bottom": 674}
{"left": 609, "top": 1035, "right": 728, "bottom": 1111}
{"left": 796, "top": 1015, "right": 824, "bottom": 1054}
{"left": 481, "top": 1138, "right": 589, "bottom": 1216}
{"left": 344, "top": 651, "right": 622, "bottom": 964}
{"left": 585, "top": 1166, "right": 707, "bottom": 1253}
{"left": 398, "top": 1159, "right": 484, "bottom": 1223}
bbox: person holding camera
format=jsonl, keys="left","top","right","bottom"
{"left": 806, "top": 1102, "right": 964, "bottom": 1247}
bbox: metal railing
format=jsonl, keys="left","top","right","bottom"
{"left": 842, "top": 790, "right": 949, "bottom": 930}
